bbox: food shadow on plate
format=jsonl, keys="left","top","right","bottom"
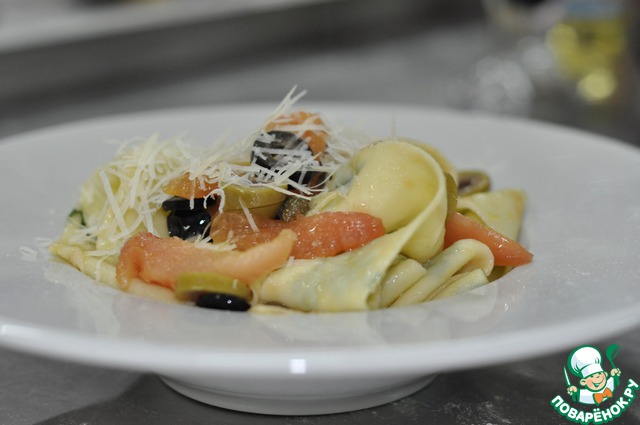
{"left": 42, "top": 252, "right": 524, "bottom": 349}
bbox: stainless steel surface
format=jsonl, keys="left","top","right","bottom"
{"left": 1, "top": 1, "right": 640, "bottom": 423}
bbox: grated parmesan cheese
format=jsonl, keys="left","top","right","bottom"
{"left": 57, "top": 88, "right": 369, "bottom": 275}
{"left": 239, "top": 198, "right": 260, "bottom": 234}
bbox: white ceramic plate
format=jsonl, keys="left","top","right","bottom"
{"left": 2, "top": 103, "right": 640, "bottom": 415}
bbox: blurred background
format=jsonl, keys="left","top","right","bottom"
{"left": 1, "top": 0, "right": 639, "bottom": 145}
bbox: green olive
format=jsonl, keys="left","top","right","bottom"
{"left": 175, "top": 272, "right": 251, "bottom": 302}
{"left": 222, "top": 184, "right": 286, "bottom": 218}
{"left": 457, "top": 170, "right": 491, "bottom": 196}
{"left": 444, "top": 173, "right": 458, "bottom": 220}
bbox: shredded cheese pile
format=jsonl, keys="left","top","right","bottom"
{"left": 65, "top": 88, "right": 365, "bottom": 262}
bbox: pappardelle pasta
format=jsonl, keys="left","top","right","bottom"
{"left": 50, "top": 91, "right": 532, "bottom": 313}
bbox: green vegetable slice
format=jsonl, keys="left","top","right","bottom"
{"left": 223, "top": 184, "right": 285, "bottom": 209}
{"left": 222, "top": 184, "right": 287, "bottom": 218}
{"left": 68, "top": 208, "right": 86, "bottom": 226}
{"left": 175, "top": 272, "right": 251, "bottom": 301}
{"left": 444, "top": 173, "right": 458, "bottom": 220}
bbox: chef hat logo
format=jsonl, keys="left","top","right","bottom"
{"left": 568, "top": 346, "right": 604, "bottom": 379}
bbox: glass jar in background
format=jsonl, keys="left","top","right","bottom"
{"left": 544, "top": 0, "right": 640, "bottom": 143}
{"left": 452, "top": 0, "right": 639, "bottom": 143}
{"left": 546, "top": 0, "right": 630, "bottom": 105}
{"left": 452, "top": 0, "right": 567, "bottom": 116}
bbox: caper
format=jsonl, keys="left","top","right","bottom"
{"left": 457, "top": 170, "right": 491, "bottom": 196}
{"left": 277, "top": 196, "right": 311, "bottom": 222}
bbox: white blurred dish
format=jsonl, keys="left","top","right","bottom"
{"left": 1, "top": 103, "right": 640, "bottom": 415}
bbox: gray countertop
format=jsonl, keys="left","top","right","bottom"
{"left": 2, "top": 1, "right": 640, "bottom": 423}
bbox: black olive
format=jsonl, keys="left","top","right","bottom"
{"left": 167, "top": 209, "right": 211, "bottom": 240}
{"left": 252, "top": 131, "right": 311, "bottom": 170}
{"left": 162, "top": 196, "right": 207, "bottom": 211}
{"left": 252, "top": 131, "right": 326, "bottom": 191}
{"left": 290, "top": 170, "right": 327, "bottom": 189}
{"left": 195, "top": 292, "right": 251, "bottom": 311}
{"left": 163, "top": 195, "right": 212, "bottom": 240}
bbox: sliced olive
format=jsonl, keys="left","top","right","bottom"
{"left": 195, "top": 293, "right": 251, "bottom": 311}
{"left": 252, "top": 131, "right": 311, "bottom": 170}
{"left": 175, "top": 272, "right": 251, "bottom": 301}
{"left": 290, "top": 170, "right": 327, "bottom": 190}
{"left": 277, "top": 196, "right": 310, "bottom": 222}
{"left": 223, "top": 184, "right": 285, "bottom": 211}
{"left": 457, "top": 170, "right": 491, "bottom": 196}
{"left": 162, "top": 196, "right": 207, "bottom": 212}
{"left": 251, "top": 131, "right": 326, "bottom": 190}
{"left": 163, "top": 195, "right": 211, "bottom": 240}
{"left": 444, "top": 173, "right": 458, "bottom": 220}
{"left": 167, "top": 209, "right": 211, "bottom": 240}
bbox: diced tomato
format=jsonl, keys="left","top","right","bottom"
{"left": 266, "top": 111, "right": 328, "bottom": 159}
{"left": 116, "top": 229, "right": 296, "bottom": 289}
{"left": 163, "top": 173, "right": 218, "bottom": 199}
{"left": 212, "top": 210, "right": 385, "bottom": 259}
{"left": 444, "top": 212, "right": 532, "bottom": 267}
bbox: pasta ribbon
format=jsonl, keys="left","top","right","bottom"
{"left": 50, "top": 139, "right": 185, "bottom": 286}
{"left": 430, "top": 269, "right": 490, "bottom": 301}
{"left": 457, "top": 189, "right": 526, "bottom": 240}
{"left": 48, "top": 101, "right": 530, "bottom": 313}
{"left": 254, "top": 140, "right": 450, "bottom": 312}
{"left": 253, "top": 226, "right": 416, "bottom": 312}
{"left": 310, "top": 139, "right": 448, "bottom": 263}
{"left": 390, "top": 239, "right": 494, "bottom": 307}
